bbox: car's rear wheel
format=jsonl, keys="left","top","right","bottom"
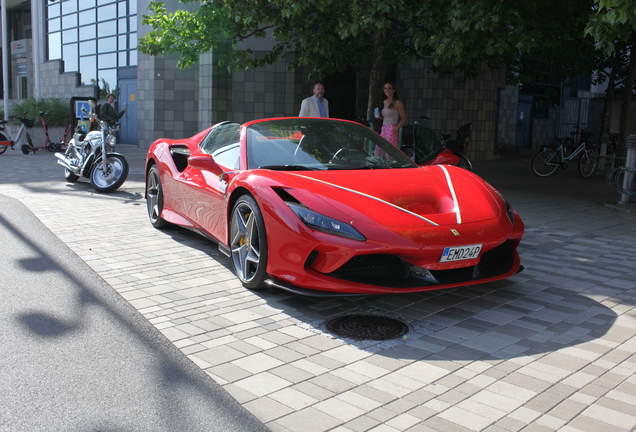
{"left": 146, "top": 165, "right": 172, "bottom": 228}
{"left": 230, "top": 195, "right": 269, "bottom": 289}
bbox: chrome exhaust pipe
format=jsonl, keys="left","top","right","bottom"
{"left": 55, "top": 153, "right": 78, "bottom": 171}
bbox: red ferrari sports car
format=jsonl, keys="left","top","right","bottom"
{"left": 145, "top": 117, "right": 523, "bottom": 296}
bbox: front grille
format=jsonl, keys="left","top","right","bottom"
{"left": 322, "top": 241, "right": 515, "bottom": 288}
{"left": 327, "top": 254, "right": 409, "bottom": 285}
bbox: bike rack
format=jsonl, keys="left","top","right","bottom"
{"left": 605, "top": 134, "right": 636, "bottom": 204}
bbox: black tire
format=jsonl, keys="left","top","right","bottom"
{"left": 89, "top": 154, "right": 129, "bottom": 193}
{"left": 531, "top": 149, "right": 560, "bottom": 177}
{"left": 457, "top": 153, "right": 473, "bottom": 171}
{"left": 145, "top": 165, "right": 172, "bottom": 229}
{"left": 0, "top": 133, "right": 7, "bottom": 155}
{"left": 64, "top": 169, "right": 80, "bottom": 182}
{"left": 230, "top": 195, "right": 269, "bottom": 290}
{"left": 578, "top": 149, "right": 597, "bottom": 178}
{"left": 21, "top": 133, "right": 34, "bottom": 154}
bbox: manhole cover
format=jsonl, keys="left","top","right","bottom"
{"left": 325, "top": 314, "right": 409, "bottom": 341}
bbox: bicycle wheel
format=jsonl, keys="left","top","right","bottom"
{"left": 0, "top": 133, "right": 7, "bottom": 154}
{"left": 578, "top": 149, "right": 597, "bottom": 178}
{"left": 531, "top": 148, "right": 561, "bottom": 176}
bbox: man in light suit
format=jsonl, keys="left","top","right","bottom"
{"left": 299, "top": 82, "right": 329, "bottom": 117}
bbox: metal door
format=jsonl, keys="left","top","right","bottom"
{"left": 515, "top": 102, "right": 532, "bottom": 149}
{"left": 118, "top": 79, "right": 138, "bottom": 145}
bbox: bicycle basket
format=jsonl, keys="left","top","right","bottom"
{"left": 22, "top": 119, "right": 35, "bottom": 127}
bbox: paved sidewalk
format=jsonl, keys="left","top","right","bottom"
{"left": 1, "top": 146, "right": 635, "bottom": 432}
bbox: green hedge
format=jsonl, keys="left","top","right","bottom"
{"left": 5, "top": 98, "right": 70, "bottom": 127}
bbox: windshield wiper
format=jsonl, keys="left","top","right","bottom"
{"left": 258, "top": 164, "right": 321, "bottom": 171}
{"left": 326, "top": 164, "right": 393, "bottom": 170}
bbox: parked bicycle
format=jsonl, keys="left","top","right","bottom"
{"left": 531, "top": 130, "right": 597, "bottom": 177}
{"left": 0, "top": 111, "right": 34, "bottom": 155}
{"left": 560, "top": 126, "right": 594, "bottom": 157}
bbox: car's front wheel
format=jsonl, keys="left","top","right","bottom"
{"left": 146, "top": 165, "right": 172, "bottom": 229}
{"left": 230, "top": 195, "right": 269, "bottom": 289}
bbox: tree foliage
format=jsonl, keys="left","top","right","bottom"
{"left": 585, "top": 0, "right": 636, "bottom": 155}
{"left": 139, "top": 0, "right": 632, "bottom": 133}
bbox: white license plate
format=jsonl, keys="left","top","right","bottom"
{"left": 440, "top": 244, "right": 482, "bottom": 262}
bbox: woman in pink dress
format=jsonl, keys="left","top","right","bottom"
{"left": 379, "top": 82, "right": 406, "bottom": 147}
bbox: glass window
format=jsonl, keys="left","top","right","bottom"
{"left": 47, "top": 1, "right": 138, "bottom": 84}
{"left": 201, "top": 123, "right": 242, "bottom": 169}
{"left": 62, "top": 1, "right": 78, "bottom": 15}
{"left": 62, "top": 13, "right": 78, "bottom": 29}
{"left": 48, "top": 32, "right": 62, "bottom": 60}
{"left": 98, "top": 4, "right": 117, "bottom": 21}
{"left": 79, "top": 24, "right": 96, "bottom": 41}
{"left": 99, "top": 36, "right": 117, "bottom": 52}
{"left": 98, "top": 69, "right": 117, "bottom": 94}
{"left": 98, "top": 20, "right": 117, "bottom": 36}
{"left": 80, "top": 40, "right": 96, "bottom": 56}
{"left": 47, "top": 3, "right": 61, "bottom": 19}
{"left": 79, "top": 0, "right": 97, "bottom": 10}
{"left": 63, "top": 44, "right": 78, "bottom": 72}
{"left": 79, "top": 9, "right": 95, "bottom": 23}
{"left": 48, "top": 18, "right": 61, "bottom": 33}
{"left": 99, "top": 53, "right": 117, "bottom": 69}
{"left": 79, "top": 56, "right": 97, "bottom": 85}
{"left": 62, "top": 28, "right": 77, "bottom": 44}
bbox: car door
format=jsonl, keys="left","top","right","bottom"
{"left": 179, "top": 123, "right": 241, "bottom": 243}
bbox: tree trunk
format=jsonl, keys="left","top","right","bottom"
{"left": 618, "top": 30, "right": 636, "bottom": 158}
{"left": 367, "top": 33, "right": 387, "bottom": 122}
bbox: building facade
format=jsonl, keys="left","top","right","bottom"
{"left": 3, "top": 0, "right": 617, "bottom": 158}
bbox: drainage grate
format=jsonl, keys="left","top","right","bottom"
{"left": 325, "top": 314, "right": 409, "bottom": 341}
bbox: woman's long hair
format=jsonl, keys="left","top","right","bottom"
{"left": 383, "top": 82, "right": 399, "bottom": 108}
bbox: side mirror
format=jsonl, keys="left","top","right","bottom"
{"left": 188, "top": 154, "right": 224, "bottom": 177}
{"left": 88, "top": 100, "right": 96, "bottom": 108}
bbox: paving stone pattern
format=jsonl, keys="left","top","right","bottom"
{"left": 1, "top": 147, "right": 635, "bottom": 432}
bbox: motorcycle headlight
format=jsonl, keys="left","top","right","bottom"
{"left": 108, "top": 134, "right": 116, "bottom": 147}
{"left": 287, "top": 203, "right": 366, "bottom": 241}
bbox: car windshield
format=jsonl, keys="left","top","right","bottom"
{"left": 246, "top": 118, "right": 418, "bottom": 170}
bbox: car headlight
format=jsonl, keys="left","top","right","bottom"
{"left": 287, "top": 203, "right": 366, "bottom": 241}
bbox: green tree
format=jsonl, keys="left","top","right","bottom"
{"left": 586, "top": 0, "right": 636, "bottom": 157}
{"left": 139, "top": 0, "right": 598, "bottom": 120}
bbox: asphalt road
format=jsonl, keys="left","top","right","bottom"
{"left": 0, "top": 194, "right": 268, "bottom": 431}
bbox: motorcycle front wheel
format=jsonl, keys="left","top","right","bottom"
{"left": 90, "top": 154, "right": 129, "bottom": 193}
{"left": 64, "top": 168, "right": 79, "bottom": 182}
